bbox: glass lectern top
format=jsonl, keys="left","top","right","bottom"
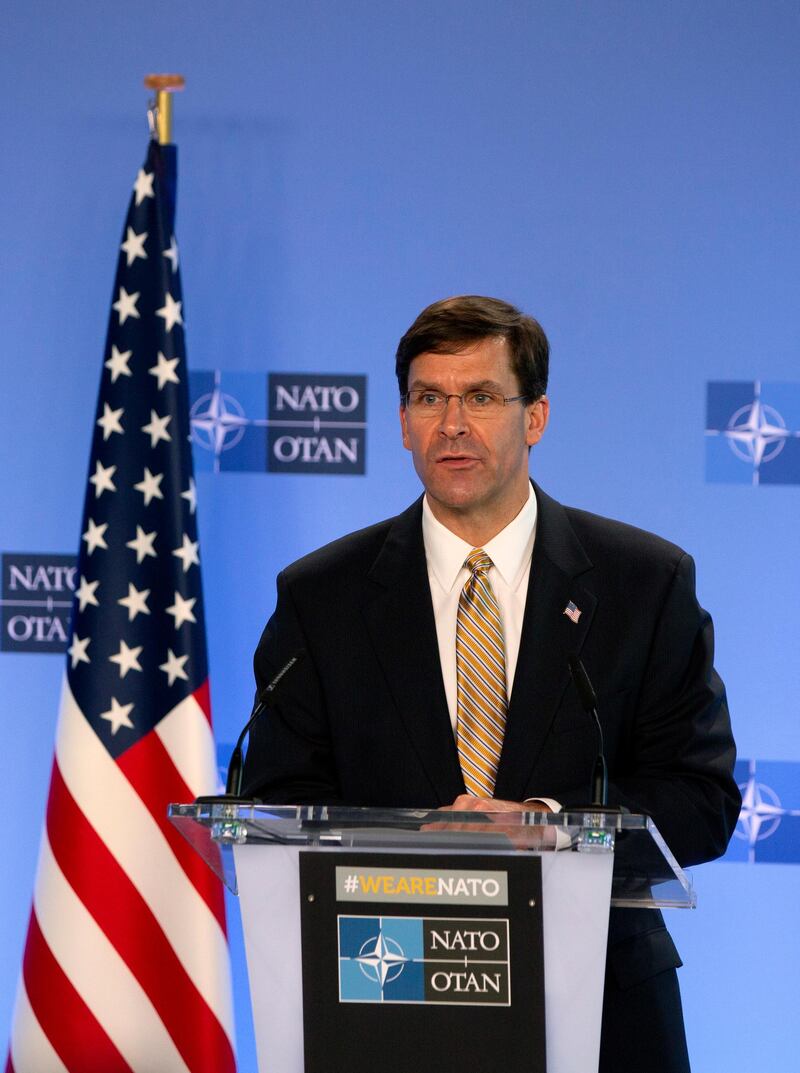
{"left": 168, "top": 802, "right": 696, "bottom": 909}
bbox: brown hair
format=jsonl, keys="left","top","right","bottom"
{"left": 396, "top": 295, "right": 549, "bottom": 400}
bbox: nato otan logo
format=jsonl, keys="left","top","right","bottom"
{"left": 726, "top": 759, "right": 800, "bottom": 865}
{"left": 189, "top": 371, "right": 367, "bottom": 475}
{"left": 1, "top": 553, "right": 77, "bottom": 653}
{"left": 705, "top": 381, "right": 800, "bottom": 485}
{"left": 338, "top": 915, "right": 510, "bottom": 1006}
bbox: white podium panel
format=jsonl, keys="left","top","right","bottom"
{"left": 235, "top": 843, "right": 613, "bottom": 1073}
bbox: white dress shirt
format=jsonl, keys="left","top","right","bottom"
{"left": 421, "top": 485, "right": 560, "bottom": 811}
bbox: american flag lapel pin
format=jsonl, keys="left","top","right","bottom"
{"left": 563, "top": 600, "right": 581, "bottom": 623}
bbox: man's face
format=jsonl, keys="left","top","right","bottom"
{"left": 399, "top": 337, "right": 548, "bottom": 537}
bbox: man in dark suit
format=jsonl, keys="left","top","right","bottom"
{"left": 243, "top": 295, "right": 740, "bottom": 1073}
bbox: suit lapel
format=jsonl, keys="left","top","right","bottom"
{"left": 495, "top": 484, "right": 596, "bottom": 801}
{"left": 361, "top": 499, "right": 464, "bottom": 805}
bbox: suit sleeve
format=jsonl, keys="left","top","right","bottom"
{"left": 241, "top": 570, "right": 343, "bottom": 804}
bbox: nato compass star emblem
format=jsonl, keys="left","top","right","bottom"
{"left": 190, "top": 372, "right": 252, "bottom": 471}
{"left": 705, "top": 381, "right": 800, "bottom": 485}
{"left": 734, "top": 759, "right": 800, "bottom": 863}
{"left": 723, "top": 396, "right": 789, "bottom": 470}
{"left": 355, "top": 930, "right": 409, "bottom": 989}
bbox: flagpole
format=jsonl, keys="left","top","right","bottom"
{"left": 144, "top": 73, "right": 185, "bottom": 144}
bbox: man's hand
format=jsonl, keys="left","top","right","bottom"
{"left": 447, "top": 794, "right": 553, "bottom": 813}
{"left": 425, "top": 795, "right": 556, "bottom": 848}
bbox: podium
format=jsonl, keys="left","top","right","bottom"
{"left": 169, "top": 804, "right": 694, "bottom": 1073}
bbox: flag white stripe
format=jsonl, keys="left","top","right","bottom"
{"left": 32, "top": 827, "right": 193, "bottom": 1073}
{"left": 54, "top": 679, "right": 235, "bottom": 1041}
{"left": 155, "top": 694, "right": 219, "bottom": 798}
{"left": 8, "top": 978, "right": 70, "bottom": 1073}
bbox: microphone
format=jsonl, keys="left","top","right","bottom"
{"left": 567, "top": 655, "right": 608, "bottom": 808}
{"left": 195, "top": 651, "right": 304, "bottom": 804}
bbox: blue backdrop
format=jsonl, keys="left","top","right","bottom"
{"left": 3, "top": 3, "right": 799, "bottom": 1070}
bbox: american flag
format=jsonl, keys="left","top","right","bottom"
{"left": 563, "top": 600, "right": 581, "bottom": 624}
{"left": 6, "top": 138, "right": 236, "bottom": 1073}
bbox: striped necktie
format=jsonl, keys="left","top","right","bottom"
{"left": 456, "top": 549, "right": 508, "bottom": 797}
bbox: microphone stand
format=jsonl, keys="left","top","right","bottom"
{"left": 567, "top": 655, "right": 625, "bottom": 815}
{"left": 194, "top": 653, "right": 303, "bottom": 805}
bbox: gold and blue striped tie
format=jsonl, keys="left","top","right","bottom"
{"left": 456, "top": 549, "right": 507, "bottom": 797}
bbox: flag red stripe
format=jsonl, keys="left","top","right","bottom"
{"left": 193, "top": 680, "right": 212, "bottom": 724}
{"left": 117, "top": 729, "right": 226, "bottom": 933}
{"left": 5, "top": 1052, "right": 16, "bottom": 1073}
{"left": 21, "top": 909, "right": 132, "bottom": 1073}
{"left": 46, "top": 762, "right": 236, "bottom": 1073}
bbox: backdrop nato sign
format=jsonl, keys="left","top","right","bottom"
{"left": 189, "top": 371, "right": 367, "bottom": 474}
{"left": 1, "top": 554, "right": 77, "bottom": 652}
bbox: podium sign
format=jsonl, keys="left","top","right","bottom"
{"left": 299, "top": 851, "right": 545, "bottom": 1073}
{"left": 169, "top": 804, "right": 694, "bottom": 1073}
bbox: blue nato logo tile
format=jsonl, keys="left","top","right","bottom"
{"left": 189, "top": 371, "right": 268, "bottom": 473}
{"left": 188, "top": 371, "right": 367, "bottom": 475}
{"left": 726, "top": 759, "right": 800, "bottom": 864}
{"left": 338, "top": 916, "right": 425, "bottom": 1002}
{"left": 705, "top": 381, "right": 800, "bottom": 485}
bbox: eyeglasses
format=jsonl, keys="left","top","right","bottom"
{"left": 401, "top": 389, "right": 530, "bottom": 416}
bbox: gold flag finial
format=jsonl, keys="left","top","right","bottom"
{"left": 144, "top": 74, "right": 185, "bottom": 145}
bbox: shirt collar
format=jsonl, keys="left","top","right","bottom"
{"left": 422, "top": 483, "right": 537, "bottom": 593}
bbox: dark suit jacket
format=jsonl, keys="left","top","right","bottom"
{"left": 243, "top": 483, "right": 740, "bottom": 1069}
